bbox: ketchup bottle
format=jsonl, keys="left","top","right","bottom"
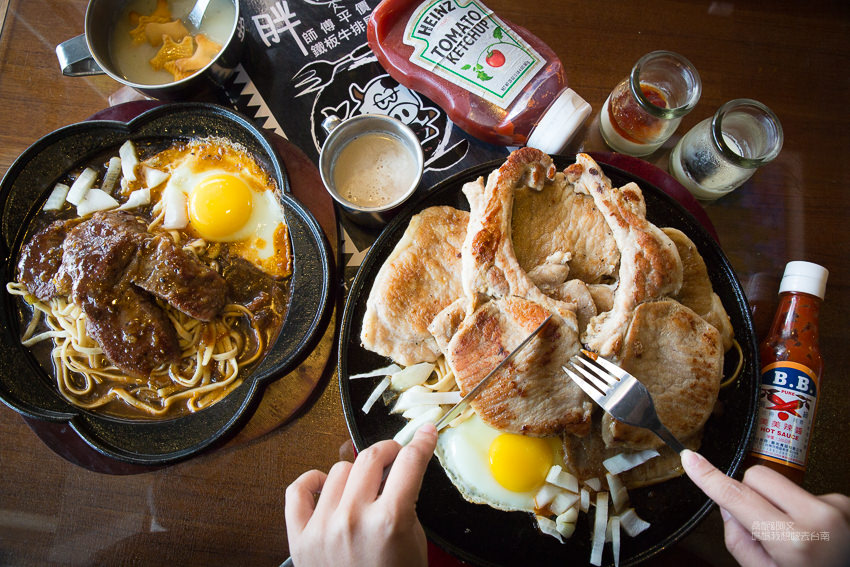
{"left": 745, "top": 261, "right": 828, "bottom": 483}
{"left": 367, "top": 0, "right": 591, "bottom": 153}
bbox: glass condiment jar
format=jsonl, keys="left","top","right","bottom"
{"left": 669, "top": 98, "right": 783, "bottom": 200}
{"left": 745, "top": 261, "right": 828, "bottom": 484}
{"left": 367, "top": 0, "right": 591, "bottom": 153}
{"left": 599, "top": 50, "right": 701, "bottom": 156}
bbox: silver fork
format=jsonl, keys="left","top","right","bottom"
{"left": 563, "top": 349, "right": 686, "bottom": 453}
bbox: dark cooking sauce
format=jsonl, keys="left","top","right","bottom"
{"left": 12, "top": 138, "right": 292, "bottom": 420}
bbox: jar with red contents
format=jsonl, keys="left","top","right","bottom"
{"left": 367, "top": 0, "right": 591, "bottom": 153}
{"left": 599, "top": 51, "right": 702, "bottom": 157}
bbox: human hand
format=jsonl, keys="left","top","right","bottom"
{"left": 285, "top": 423, "right": 438, "bottom": 567}
{"left": 681, "top": 450, "right": 850, "bottom": 567}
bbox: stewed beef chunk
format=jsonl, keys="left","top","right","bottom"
{"left": 18, "top": 210, "right": 230, "bottom": 377}
{"left": 60, "top": 212, "right": 180, "bottom": 377}
{"left": 130, "top": 235, "right": 227, "bottom": 321}
{"left": 17, "top": 219, "right": 77, "bottom": 301}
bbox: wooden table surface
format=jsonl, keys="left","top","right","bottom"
{"left": 0, "top": 1, "right": 847, "bottom": 565}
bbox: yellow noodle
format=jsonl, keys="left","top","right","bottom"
{"left": 147, "top": 206, "right": 165, "bottom": 231}
{"left": 6, "top": 280, "right": 264, "bottom": 419}
{"left": 719, "top": 339, "right": 745, "bottom": 389}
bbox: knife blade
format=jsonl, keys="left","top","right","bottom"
{"left": 432, "top": 314, "right": 552, "bottom": 432}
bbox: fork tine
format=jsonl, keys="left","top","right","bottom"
{"left": 572, "top": 355, "right": 617, "bottom": 387}
{"left": 581, "top": 349, "right": 629, "bottom": 381}
{"left": 566, "top": 359, "right": 612, "bottom": 394}
{"left": 562, "top": 365, "right": 603, "bottom": 402}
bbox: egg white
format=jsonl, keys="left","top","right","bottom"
{"left": 435, "top": 413, "right": 563, "bottom": 513}
{"left": 153, "top": 141, "right": 290, "bottom": 278}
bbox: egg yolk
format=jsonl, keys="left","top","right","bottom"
{"left": 188, "top": 174, "right": 253, "bottom": 240}
{"left": 488, "top": 433, "right": 553, "bottom": 492}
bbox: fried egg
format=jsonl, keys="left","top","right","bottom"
{"left": 435, "top": 413, "right": 564, "bottom": 512}
{"left": 152, "top": 139, "right": 291, "bottom": 279}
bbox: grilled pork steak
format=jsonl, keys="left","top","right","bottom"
{"left": 361, "top": 206, "right": 469, "bottom": 365}
{"left": 662, "top": 227, "right": 734, "bottom": 351}
{"left": 447, "top": 296, "right": 591, "bottom": 436}
{"left": 567, "top": 155, "right": 684, "bottom": 357}
{"left": 601, "top": 299, "right": 723, "bottom": 450}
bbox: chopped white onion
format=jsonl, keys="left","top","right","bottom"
{"left": 143, "top": 166, "right": 169, "bottom": 189}
{"left": 101, "top": 156, "right": 122, "bottom": 195}
{"left": 390, "top": 362, "right": 434, "bottom": 391}
{"left": 545, "top": 465, "right": 579, "bottom": 493}
{"left": 402, "top": 404, "right": 439, "bottom": 420}
{"left": 118, "top": 188, "right": 151, "bottom": 210}
{"left": 580, "top": 487, "right": 590, "bottom": 512}
{"left": 606, "top": 473, "right": 629, "bottom": 514}
{"left": 556, "top": 519, "right": 576, "bottom": 539}
{"left": 76, "top": 188, "right": 119, "bottom": 216}
{"left": 119, "top": 140, "right": 138, "bottom": 181}
{"left": 349, "top": 364, "right": 402, "bottom": 379}
{"left": 584, "top": 477, "right": 602, "bottom": 491}
{"left": 608, "top": 515, "right": 621, "bottom": 567}
{"left": 619, "top": 508, "right": 651, "bottom": 537}
{"left": 557, "top": 506, "right": 579, "bottom": 525}
{"left": 66, "top": 167, "right": 98, "bottom": 206}
{"left": 43, "top": 183, "right": 70, "bottom": 211}
{"left": 361, "top": 376, "right": 390, "bottom": 414}
{"left": 535, "top": 515, "right": 564, "bottom": 543}
{"left": 534, "top": 483, "right": 562, "bottom": 509}
{"left": 590, "top": 492, "right": 609, "bottom": 566}
{"left": 391, "top": 387, "right": 461, "bottom": 413}
{"left": 392, "top": 405, "right": 442, "bottom": 446}
{"left": 603, "top": 449, "right": 660, "bottom": 475}
{"left": 161, "top": 184, "right": 188, "bottom": 229}
{"left": 550, "top": 490, "right": 580, "bottom": 515}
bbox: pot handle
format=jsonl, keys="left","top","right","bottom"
{"left": 55, "top": 35, "right": 104, "bottom": 76}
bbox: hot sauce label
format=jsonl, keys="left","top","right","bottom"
{"left": 750, "top": 361, "right": 819, "bottom": 470}
{"left": 403, "top": 0, "right": 544, "bottom": 108}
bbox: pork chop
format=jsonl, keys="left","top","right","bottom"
{"left": 562, "top": 417, "right": 701, "bottom": 489}
{"left": 446, "top": 295, "right": 591, "bottom": 436}
{"left": 662, "top": 227, "right": 734, "bottom": 351}
{"left": 512, "top": 173, "right": 619, "bottom": 284}
{"left": 461, "top": 147, "right": 579, "bottom": 325}
{"left": 361, "top": 206, "right": 469, "bottom": 365}
{"left": 600, "top": 299, "right": 723, "bottom": 450}
{"left": 567, "top": 154, "right": 683, "bottom": 356}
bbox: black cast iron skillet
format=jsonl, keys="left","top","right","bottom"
{"left": 0, "top": 103, "right": 333, "bottom": 465}
{"left": 338, "top": 156, "right": 758, "bottom": 566}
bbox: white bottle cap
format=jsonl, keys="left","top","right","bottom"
{"left": 779, "top": 261, "right": 828, "bottom": 299}
{"left": 526, "top": 88, "right": 592, "bottom": 155}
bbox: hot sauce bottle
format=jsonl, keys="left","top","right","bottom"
{"left": 745, "top": 261, "right": 828, "bottom": 483}
{"left": 367, "top": 0, "right": 591, "bottom": 153}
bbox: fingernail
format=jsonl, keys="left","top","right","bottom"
{"left": 417, "top": 422, "right": 437, "bottom": 438}
{"left": 680, "top": 449, "right": 700, "bottom": 467}
{"left": 719, "top": 507, "right": 731, "bottom": 522}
